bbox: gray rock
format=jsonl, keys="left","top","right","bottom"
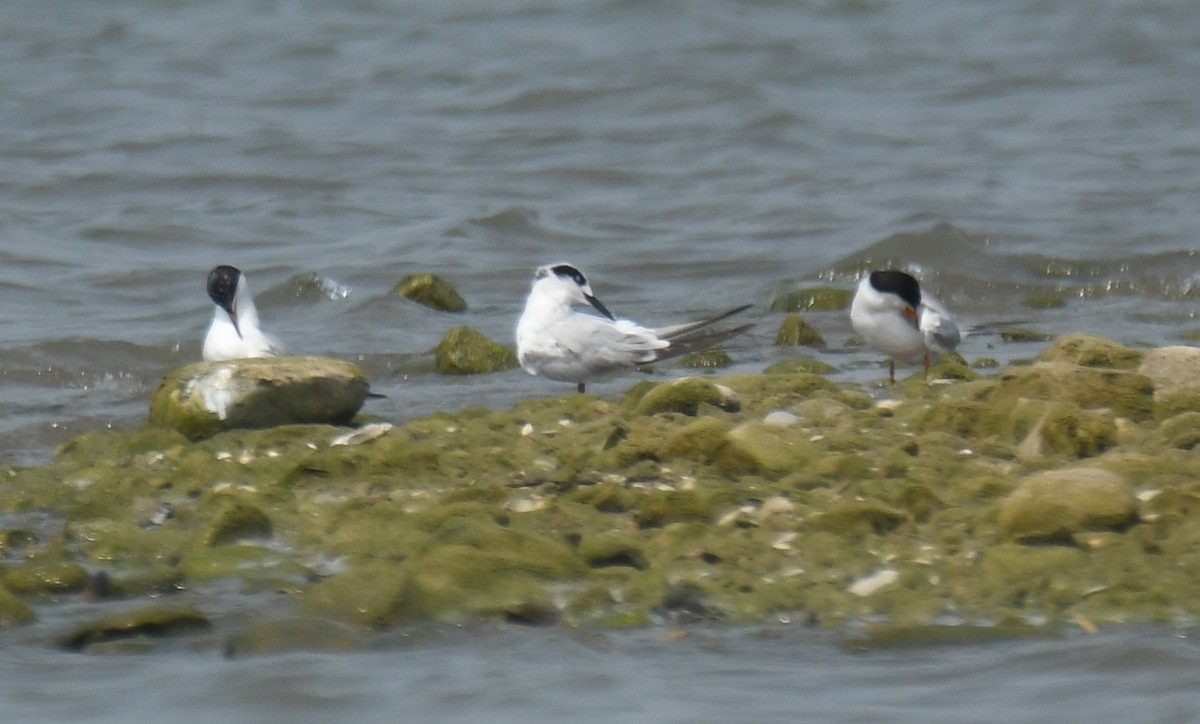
{"left": 148, "top": 356, "right": 370, "bottom": 439}
{"left": 1138, "top": 346, "right": 1200, "bottom": 417}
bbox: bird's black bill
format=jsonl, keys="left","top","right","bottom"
{"left": 586, "top": 294, "right": 615, "bottom": 321}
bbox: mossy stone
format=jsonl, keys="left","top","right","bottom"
{"left": 763, "top": 358, "right": 837, "bottom": 375}
{"left": 149, "top": 357, "right": 370, "bottom": 439}
{"left": 1036, "top": 405, "right": 1118, "bottom": 458}
{"left": 301, "top": 562, "right": 410, "bottom": 629}
{"left": 808, "top": 502, "right": 909, "bottom": 537}
{"left": 677, "top": 348, "right": 733, "bottom": 369}
{"left": 392, "top": 273, "right": 467, "bottom": 312}
{"left": 58, "top": 604, "right": 211, "bottom": 652}
{"left": 997, "top": 468, "right": 1136, "bottom": 543}
{"left": 1158, "top": 412, "right": 1200, "bottom": 450}
{"left": 1138, "top": 346, "right": 1200, "bottom": 418}
{"left": 987, "top": 362, "right": 1154, "bottom": 422}
{"left": 634, "top": 377, "right": 739, "bottom": 416}
{"left": 1037, "top": 333, "right": 1143, "bottom": 370}
{"left": 432, "top": 327, "right": 519, "bottom": 375}
{"left": 768, "top": 286, "right": 853, "bottom": 313}
{"left": 774, "top": 314, "right": 826, "bottom": 347}
{"left": 224, "top": 617, "right": 366, "bottom": 658}
{"left": 0, "top": 586, "right": 35, "bottom": 627}
{"left": 3, "top": 561, "right": 88, "bottom": 596}
{"left": 204, "top": 501, "right": 273, "bottom": 546}
{"left": 579, "top": 534, "right": 649, "bottom": 570}
{"left": 1000, "top": 327, "right": 1053, "bottom": 343}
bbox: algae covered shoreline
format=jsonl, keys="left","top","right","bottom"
{"left": 1, "top": 333, "right": 1199, "bottom": 652}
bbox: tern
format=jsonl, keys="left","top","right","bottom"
{"left": 515, "top": 262, "right": 753, "bottom": 393}
{"left": 202, "top": 265, "right": 283, "bottom": 361}
{"left": 850, "top": 269, "right": 960, "bottom": 383}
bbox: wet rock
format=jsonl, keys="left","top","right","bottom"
{"left": 986, "top": 362, "right": 1154, "bottom": 422}
{"left": 1138, "top": 346, "right": 1200, "bottom": 418}
{"left": 773, "top": 314, "right": 826, "bottom": 347}
{"left": 768, "top": 286, "right": 853, "bottom": 313}
{"left": 1158, "top": 412, "right": 1200, "bottom": 450}
{"left": 763, "top": 358, "right": 837, "bottom": 375}
{"left": 660, "top": 417, "right": 807, "bottom": 478}
{"left": 224, "top": 617, "right": 366, "bottom": 658}
{"left": 0, "top": 586, "right": 35, "bottom": 627}
{"left": 998, "top": 467, "right": 1136, "bottom": 544}
{"left": 1000, "top": 327, "right": 1054, "bottom": 343}
{"left": 204, "top": 501, "right": 273, "bottom": 547}
{"left": 721, "top": 422, "right": 806, "bottom": 477}
{"left": 1016, "top": 404, "right": 1118, "bottom": 460}
{"left": 432, "top": 327, "right": 519, "bottom": 375}
{"left": 579, "top": 534, "right": 649, "bottom": 570}
{"left": 1038, "top": 333, "right": 1144, "bottom": 370}
{"left": 149, "top": 357, "right": 370, "bottom": 439}
{"left": 58, "top": 603, "right": 211, "bottom": 652}
{"left": 301, "top": 562, "right": 410, "bottom": 629}
{"left": 677, "top": 347, "right": 733, "bottom": 369}
{"left": 634, "top": 377, "right": 739, "bottom": 416}
{"left": 392, "top": 272, "right": 467, "bottom": 312}
{"left": 808, "top": 502, "right": 909, "bottom": 536}
{"left": 3, "top": 561, "right": 88, "bottom": 596}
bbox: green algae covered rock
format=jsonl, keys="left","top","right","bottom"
{"left": 301, "top": 562, "right": 410, "bottom": 629}
{"left": 986, "top": 362, "right": 1154, "bottom": 423}
{"left": 1000, "top": 327, "right": 1054, "bottom": 343}
{"left": 763, "top": 358, "right": 837, "bottom": 375}
{"left": 0, "top": 586, "right": 35, "bottom": 627}
{"left": 634, "top": 377, "right": 739, "bottom": 416}
{"left": 58, "top": 603, "right": 211, "bottom": 652}
{"left": 1017, "top": 404, "right": 1119, "bottom": 460}
{"left": 768, "top": 286, "right": 853, "bottom": 313}
{"left": 433, "top": 327, "right": 519, "bottom": 375}
{"left": 392, "top": 273, "right": 467, "bottom": 312}
{"left": 204, "top": 501, "right": 273, "bottom": 546}
{"left": 774, "top": 314, "right": 826, "bottom": 347}
{"left": 997, "top": 467, "right": 1136, "bottom": 544}
{"left": 1158, "top": 412, "right": 1200, "bottom": 450}
{"left": 3, "top": 561, "right": 88, "bottom": 596}
{"left": 224, "top": 617, "right": 366, "bottom": 658}
{"left": 1138, "top": 346, "right": 1200, "bottom": 418}
{"left": 1038, "top": 333, "right": 1144, "bottom": 370}
{"left": 677, "top": 347, "right": 733, "bottom": 369}
{"left": 10, "top": 331, "right": 1200, "bottom": 634}
{"left": 148, "top": 357, "right": 370, "bottom": 439}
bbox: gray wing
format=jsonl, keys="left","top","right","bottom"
{"left": 919, "top": 298, "right": 961, "bottom": 353}
{"left": 526, "top": 314, "right": 668, "bottom": 379}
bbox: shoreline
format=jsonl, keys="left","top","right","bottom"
{"left": 1, "top": 332, "right": 1198, "bottom": 652}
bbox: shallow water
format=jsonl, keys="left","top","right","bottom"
{"left": 2, "top": 0, "right": 1199, "bottom": 717}
{"left": 3, "top": 615, "right": 1200, "bottom": 724}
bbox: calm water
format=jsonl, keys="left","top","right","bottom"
{"left": 2, "top": 0, "right": 1199, "bottom": 718}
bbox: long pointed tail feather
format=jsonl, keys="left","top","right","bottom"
{"left": 654, "top": 304, "right": 754, "bottom": 340}
{"left": 650, "top": 323, "right": 756, "bottom": 364}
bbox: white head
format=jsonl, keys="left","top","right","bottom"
{"left": 531, "top": 262, "right": 614, "bottom": 319}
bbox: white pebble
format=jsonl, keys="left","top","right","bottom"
{"left": 847, "top": 568, "right": 899, "bottom": 597}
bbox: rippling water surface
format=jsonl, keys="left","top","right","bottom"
{"left": 2, "top": 0, "right": 1199, "bottom": 718}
